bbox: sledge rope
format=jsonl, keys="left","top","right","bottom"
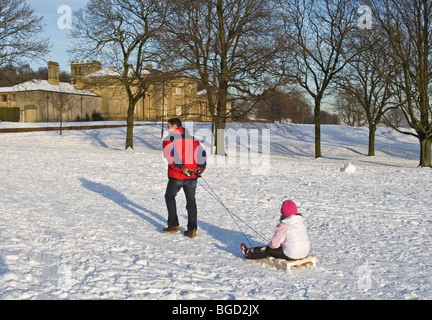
{"left": 198, "top": 176, "right": 270, "bottom": 247}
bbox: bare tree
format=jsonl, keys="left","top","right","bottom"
{"left": 334, "top": 91, "right": 367, "bottom": 126}
{"left": 254, "top": 88, "right": 313, "bottom": 123}
{"left": 161, "top": 0, "right": 276, "bottom": 155}
{"left": 51, "top": 91, "right": 73, "bottom": 135}
{"left": 0, "top": 0, "right": 50, "bottom": 67}
{"left": 336, "top": 28, "right": 394, "bottom": 156}
{"left": 276, "top": 0, "right": 359, "bottom": 158}
{"left": 70, "top": 0, "right": 167, "bottom": 149}
{"left": 371, "top": 0, "right": 432, "bottom": 167}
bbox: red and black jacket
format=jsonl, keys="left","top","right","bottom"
{"left": 163, "top": 127, "right": 207, "bottom": 179}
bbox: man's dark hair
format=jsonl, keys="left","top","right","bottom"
{"left": 168, "top": 118, "right": 182, "bottom": 128}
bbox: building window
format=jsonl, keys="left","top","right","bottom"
{"left": 1, "top": 94, "right": 7, "bottom": 102}
{"left": 174, "top": 87, "right": 182, "bottom": 95}
{"left": 114, "top": 100, "right": 121, "bottom": 114}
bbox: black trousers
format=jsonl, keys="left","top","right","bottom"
{"left": 245, "top": 245, "right": 292, "bottom": 260}
{"left": 165, "top": 178, "right": 198, "bottom": 231}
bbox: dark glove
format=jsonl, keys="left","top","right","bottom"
{"left": 182, "top": 168, "right": 194, "bottom": 177}
{"left": 195, "top": 168, "right": 203, "bottom": 177}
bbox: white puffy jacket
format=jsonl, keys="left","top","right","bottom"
{"left": 269, "top": 214, "right": 310, "bottom": 259}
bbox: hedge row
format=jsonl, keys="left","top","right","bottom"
{"left": 0, "top": 107, "right": 20, "bottom": 122}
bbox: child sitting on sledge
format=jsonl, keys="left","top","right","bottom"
{"left": 241, "top": 200, "right": 310, "bottom": 260}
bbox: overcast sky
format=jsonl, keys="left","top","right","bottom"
{"left": 31, "top": 0, "right": 89, "bottom": 72}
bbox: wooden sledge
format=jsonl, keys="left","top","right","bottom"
{"left": 255, "top": 256, "right": 317, "bottom": 273}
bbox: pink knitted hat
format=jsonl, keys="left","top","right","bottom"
{"left": 281, "top": 200, "right": 297, "bottom": 217}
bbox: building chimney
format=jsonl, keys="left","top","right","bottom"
{"left": 70, "top": 61, "right": 102, "bottom": 87}
{"left": 48, "top": 61, "right": 60, "bottom": 85}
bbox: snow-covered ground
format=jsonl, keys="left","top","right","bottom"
{"left": 0, "top": 121, "right": 431, "bottom": 300}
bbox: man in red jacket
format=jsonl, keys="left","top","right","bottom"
{"left": 162, "top": 118, "right": 207, "bottom": 238}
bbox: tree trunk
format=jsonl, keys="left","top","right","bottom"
{"left": 419, "top": 135, "right": 432, "bottom": 167}
{"left": 368, "top": 124, "right": 376, "bottom": 156}
{"left": 125, "top": 100, "right": 135, "bottom": 150}
{"left": 314, "top": 98, "right": 321, "bottom": 159}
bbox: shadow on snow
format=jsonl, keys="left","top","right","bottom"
{"left": 79, "top": 177, "right": 166, "bottom": 231}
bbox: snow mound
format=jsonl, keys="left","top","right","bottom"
{"left": 339, "top": 162, "right": 357, "bottom": 173}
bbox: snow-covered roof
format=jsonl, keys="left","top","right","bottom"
{"left": 83, "top": 67, "right": 205, "bottom": 96}
{"left": 0, "top": 80, "right": 100, "bottom": 97}
{"left": 84, "top": 67, "right": 150, "bottom": 79}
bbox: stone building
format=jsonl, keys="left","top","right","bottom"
{"left": 0, "top": 61, "right": 101, "bottom": 123}
{"left": 71, "top": 61, "right": 214, "bottom": 122}
{"left": 1, "top": 60, "right": 227, "bottom": 123}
